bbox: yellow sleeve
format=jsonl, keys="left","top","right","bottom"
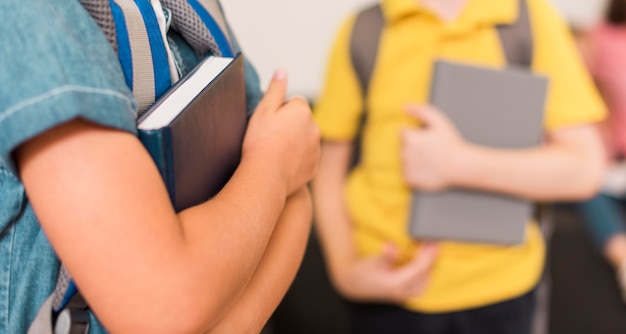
{"left": 313, "top": 15, "right": 365, "bottom": 141}
{"left": 528, "top": 0, "right": 607, "bottom": 130}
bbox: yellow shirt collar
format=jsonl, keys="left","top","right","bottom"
{"left": 381, "top": 0, "right": 519, "bottom": 26}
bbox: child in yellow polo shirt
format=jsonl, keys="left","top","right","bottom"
{"left": 312, "top": 0, "right": 607, "bottom": 333}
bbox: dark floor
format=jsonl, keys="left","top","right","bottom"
{"left": 264, "top": 204, "right": 626, "bottom": 334}
{"left": 548, "top": 204, "right": 626, "bottom": 334}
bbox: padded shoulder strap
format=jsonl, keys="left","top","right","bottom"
{"left": 350, "top": 4, "right": 384, "bottom": 97}
{"left": 85, "top": 0, "right": 172, "bottom": 113}
{"left": 81, "top": 0, "right": 234, "bottom": 113}
{"left": 497, "top": 0, "right": 533, "bottom": 68}
{"left": 349, "top": 0, "right": 533, "bottom": 96}
{"left": 161, "top": 0, "right": 234, "bottom": 57}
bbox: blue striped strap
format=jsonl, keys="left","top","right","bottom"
{"left": 187, "top": 0, "right": 233, "bottom": 57}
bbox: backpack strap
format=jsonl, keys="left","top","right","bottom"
{"left": 497, "top": 0, "right": 533, "bottom": 68}
{"left": 162, "top": 0, "right": 234, "bottom": 58}
{"left": 348, "top": 4, "right": 384, "bottom": 167}
{"left": 28, "top": 266, "right": 88, "bottom": 334}
{"left": 81, "top": 0, "right": 234, "bottom": 114}
{"left": 350, "top": 4, "right": 384, "bottom": 98}
{"left": 349, "top": 0, "right": 533, "bottom": 95}
{"left": 115, "top": 0, "right": 173, "bottom": 112}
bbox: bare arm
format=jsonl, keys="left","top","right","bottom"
{"left": 450, "top": 125, "right": 605, "bottom": 200}
{"left": 311, "top": 142, "right": 355, "bottom": 282}
{"left": 16, "top": 72, "right": 320, "bottom": 333}
{"left": 402, "top": 105, "right": 606, "bottom": 201}
{"left": 312, "top": 141, "right": 438, "bottom": 303}
{"left": 208, "top": 187, "right": 312, "bottom": 333}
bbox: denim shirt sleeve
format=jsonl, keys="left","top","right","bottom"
{"left": 0, "top": 0, "right": 138, "bottom": 176}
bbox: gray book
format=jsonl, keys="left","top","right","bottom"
{"left": 408, "top": 60, "right": 549, "bottom": 245}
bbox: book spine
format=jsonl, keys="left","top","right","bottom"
{"left": 138, "top": 129, "right": 176, "bottom": 205}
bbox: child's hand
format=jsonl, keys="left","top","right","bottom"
{"left": 331, "top": 242, "right": 439, "bottom": 303}
{"left": 401, "top": 104, "right": 467, "bottom": 191}
{"left": 243, "top": 69, "right": 320, "bottom": 196}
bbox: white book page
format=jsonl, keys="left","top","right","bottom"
{"left": 138, "top": 56, "right": 234, "bottom": 130}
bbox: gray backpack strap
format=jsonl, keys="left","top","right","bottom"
{"left": 350, "top": 4, "right": 384, "bottom": 97}
{"left": 348, "top": 4, "right": 384, "bottom": 167}
{"left": 497, "top": 0, "right": 533, "bottom": 68}
{"left": 349, "top": 0, "right": 533, "bottom": 96}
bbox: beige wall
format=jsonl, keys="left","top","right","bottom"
{"left": 221, "top": 0, "right": 608, "bottom": 99}
{"left": 549, "top": 0, "right": 608, "bottom": 29}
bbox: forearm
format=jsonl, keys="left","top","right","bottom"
{"left": 452, "top": 126, "right": 605, "bottom": 200}
{"left": 173, "top": 151, "right": 290, "bottom": 327}
{"left": 208, "top": 187, "right": 312, "bottom": 333}
{"left": 311, "top": 142, "right": 357, "bottom": 285}
{"left": 312, "top": 181, "right": 355, "bottom": 280}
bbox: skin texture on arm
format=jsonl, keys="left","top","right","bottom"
{"left": 209, "top": 186, "right": 312, "bottom": 333}
{"left": 401, "top": 105, "right": 606, "bottom": 201}
{"left": 312, "top": 141, "right": 438, "bottom": 303}
{"left": 15, "top": 71, "right": 320, "bottom": 333}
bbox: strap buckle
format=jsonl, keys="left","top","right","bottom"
{"left": 53, "top": 293, "right": 90, "bottom": 334}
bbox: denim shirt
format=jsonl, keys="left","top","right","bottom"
{"left": 0, "top": 0, "right": 261, "bottom": 332}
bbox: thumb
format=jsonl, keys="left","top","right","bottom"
{"left": 257, "top": 69, "right": 288, "bottom": 113}
{"left": 405, "top": 105, "right": 447, "bottom": 129}
{"left": 405, "top": 242, "right": 439, "bottom": 274}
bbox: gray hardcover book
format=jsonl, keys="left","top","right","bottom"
{"left": 408, "top": 60, "right": 549, "bottom": 245}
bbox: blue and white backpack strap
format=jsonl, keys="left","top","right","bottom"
{"left": 161, "top": 0, "right": 233, "bottom": 57}
{"left": 152, "top": 0, "right": 181, "bottom": 83}
{"left": 109, "top": 0, "right": 173, "bottom": 113}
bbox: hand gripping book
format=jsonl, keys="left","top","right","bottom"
{"left": 137, "top": 54, "right": 246, "bottom": 212}
{"left": 408, "top": 59, "right": 549, "bottom": 245}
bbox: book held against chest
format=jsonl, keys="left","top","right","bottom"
{"left": 409, "top": 59, "right": 549, "bottom": 245}
{"left": 137, "top": 54, "right": 246, "bottom": 212}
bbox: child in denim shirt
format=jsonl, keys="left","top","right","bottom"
{"left": 0, "top": 0, "right": 320, "bottom": 332}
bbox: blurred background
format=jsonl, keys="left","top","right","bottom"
{"left": 223, "top": 0, "right": 608, "bottom": 98}
{"left": 221, "top": 1, "right": 626, "bottom": 333}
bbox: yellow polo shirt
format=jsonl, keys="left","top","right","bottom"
{"left": 314, "top": 0, "right": 606, "bottom": 313}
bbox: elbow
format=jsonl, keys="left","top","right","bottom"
{"left": 329, "top": 276, "right": 354, "bottom": 301}
{"left": 159, "top": 279, "right": 236, "bottom": 334}
{"left": 102, "top": 308, "right": 211, "bottom": 334}
{"left": 104, "top": 299, "right": 220, "bottom": 334}
{"left": 165, "top": 303, "right": 219, "bottom": 334}
{"left": 326, "top": 265, "right": 358, "bottom": 302}
{"left": 569, "top": 183, "right": 600, "bottom": 202}
{"left": 135, "top": 315, "right": 208, "bottom": 334}
{"left": 100, "top": 275, "right": 232, "bottom": 334}
{"left": 565, "top": 159, "right": 606, "bottom": 201}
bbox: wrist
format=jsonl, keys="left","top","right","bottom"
{"left": 448, "top": 142, "right": 477, "bottom": 187}
{"left": 240, "top": 149, "right": 289, "bottom": 201}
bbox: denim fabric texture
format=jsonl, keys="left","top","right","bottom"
{"left": 0, "top": 0, "right": 262, "bottom": 332}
